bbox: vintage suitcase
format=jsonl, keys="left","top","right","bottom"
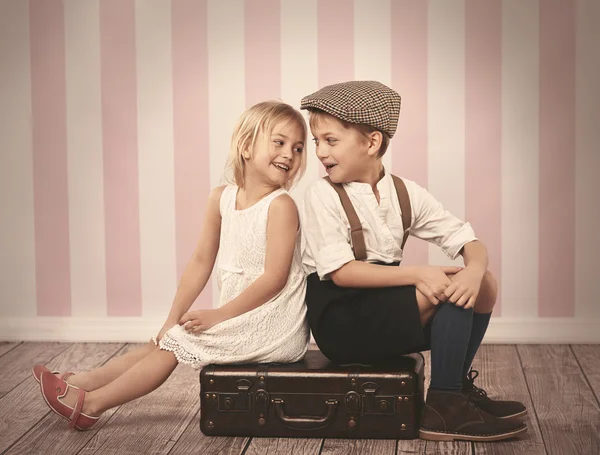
{"left": 199, "top": 349, "right": 425, "bottom": 439}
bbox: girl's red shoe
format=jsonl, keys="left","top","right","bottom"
{"left": 39, "top": 371, "right": 99, "bottom": 430}
{"left": 32, "top": 365, "right": 74, "bottom": 384}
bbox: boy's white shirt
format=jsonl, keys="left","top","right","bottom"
{"left": 300, "top": 169, "right": 477, "bottom": 280}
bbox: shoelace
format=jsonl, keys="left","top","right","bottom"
{"left": 465, "top": 369, "right": 489, "bottom": 402}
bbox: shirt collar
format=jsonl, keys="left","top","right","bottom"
{"left": 345, "top": 167, "right": 391, "bottom": 195}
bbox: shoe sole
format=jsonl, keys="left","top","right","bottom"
{"left": 419, "top": 425, "right": 527, "bottom": 442}
{"left": 499, "top": 409, "right": 527, "bottom": 419}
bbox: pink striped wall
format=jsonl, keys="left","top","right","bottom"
{"left": 172, "top": 0, "right": 212, "bottom": 309}
{"left": 245, "top": 0, "right": 280, "bottom": 107}
{"left": 1, "top": 0, "right": 597, "bottom": 324}
{"left": 465, "top": 0, "right": 502, "bottom": 315}
{"left": 30, "top": 0, "right": 71, "bottom": 316}
{"left": 391, "top": 0, "right": 429, "bottom": 267}
{"left": 538, "top": 0, "right": 576, "bottom": 317}
{"left": 318, "top": 0, "right": 354, "bottom": 88}
{"left": 100, "top": 0, "right": 142, "bottom": 317}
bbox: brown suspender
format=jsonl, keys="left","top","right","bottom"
{"left": 325, "top": 175, "right": 412, "bottom": 261}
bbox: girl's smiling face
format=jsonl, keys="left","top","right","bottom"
{"left": 244, "top": 119, "right": 305, "bottom": 188}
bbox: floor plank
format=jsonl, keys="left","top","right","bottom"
{"left": 424, "top": 441, "right": 473, "bottom": 455}
{"left": 246, "top": 437, "right": 323, "bottom": 455}
{"left": 396, "top": 439, "right": 426, "bottom": 454}
{"left": 518, "top": 345, "right": 600, "bottom": 455}
{"left": 571, "top": 345, "right": 600, "bottom": 404}
{"left": 472, "top": 345, "right": 546, "bottom": 455}
{"left": 420, "top": 351, "right": 471, "bottom": 455}
{"left": 168, "top": 411, "right": 250, "bottom": 455}
{"left": 77, "top": 352, "right": 200, "bottom": 455}
{"left": 320, "top": 439, "right": 396, "bottom": 455}
{"left": 0, "top": 342, "right": 124, "bottom": 454}
{"left": 0, "top": 342, "right": 21, "bottom": 358}
{"left": 0, "top": 342, "right": 69, "bottom": 399}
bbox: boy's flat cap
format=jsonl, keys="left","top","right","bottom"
{"left": 300, "top": 80, "right": 401, "bottom": 138}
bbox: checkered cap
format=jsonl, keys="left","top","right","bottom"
{"left": 300, "top": 81, "right": 401, "bottom": 138}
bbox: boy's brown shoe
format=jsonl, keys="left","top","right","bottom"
{"left": 419, "top": 390, "right": 527, "bottom": 442}
{"left": 463, "top": 369, "right": 527, "bottom": 419}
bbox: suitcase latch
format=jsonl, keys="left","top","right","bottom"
{"left": 360, "top": 382, "right": 396, "bottom": 415}
{"left": 217, "top": 379, "right": 252, "bottom": 411}
{"left": 345, "top": 391, "right": 361, "bottom": 413}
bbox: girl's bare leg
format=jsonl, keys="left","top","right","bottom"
{"left": 60, "top": 348, "right": 179, "bottom": 416}
{"left": 68, "top": 341, "right": 158, "bottom": 391}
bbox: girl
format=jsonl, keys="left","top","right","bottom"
{"left": 33, "top": 100, "right": 310, "bottom": 430}
{"left": 299, "top": 81, "right": 527, "bottom": 442}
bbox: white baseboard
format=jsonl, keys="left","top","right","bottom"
{"left": 0, "top": 317, "right": 599, "bottom": 344}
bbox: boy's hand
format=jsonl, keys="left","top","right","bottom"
{"left": 180, "top": 309, "right": 226, "bottom": 333}
{"left": 415, "top": 266, "right": 464, "bottom": 305}
{"left": 444, "top": 266, "right": 485, "bottom": 309}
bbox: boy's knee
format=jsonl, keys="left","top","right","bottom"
{"left": 483, "top": 270, "right": 498, "bottom": 299}
{"left": 475, "top": 270, "right": 498, "bottom": 312}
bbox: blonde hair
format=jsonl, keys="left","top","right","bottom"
{"left": 227, "top": 101, "right": 308, "bottom": 190}
{"left": 307, "top": 108, "right": 390, "bottom": 157}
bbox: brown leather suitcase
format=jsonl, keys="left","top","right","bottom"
{"left": 199, "top": 349, "right": 425, "bottom": 439}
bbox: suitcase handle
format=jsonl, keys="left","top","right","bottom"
{"left": 272, "top": 399, "right": 338, "bottom": 430}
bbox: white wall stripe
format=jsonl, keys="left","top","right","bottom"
{"left": 208, "top": 0, "right": 246, "bottom": 308}
{"left": 575, "top": 0, "right": 600, "bottom": 318}
{"left": 354, "top": 0, "right": 393, "bottom": 173}
{"left": 427, "top": 0, "right": 466, "bottom": 267}
{"left": 0, "top": 0, "right": 37, "bottom": 317}
{"left": 208, "top": 0, "right": 245, "bottom": 190}
{"left": 135, "top": 0, "right": 177, "bottom": 317}
{"left": 280, "top": 0, "right": 319, "bottom": 203}
{"left": 3, "top": 316, "right": 600, "bottom": 344}
{"left": 500, "top": 0, "right": 539, "bottom": 318}
{"left": 64, "top": 0, "right": 107, "bottom": 317}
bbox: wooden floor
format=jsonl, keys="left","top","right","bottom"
{"left": 0, "top": 342, "right": 599, "bottom": 455}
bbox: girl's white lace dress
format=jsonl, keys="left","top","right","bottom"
{"left": 157, "top": 185, "right": 309, "bottom": 369}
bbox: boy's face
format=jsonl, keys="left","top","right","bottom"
{"left": 310, "top": 115, "right": 372, "bottom": 184}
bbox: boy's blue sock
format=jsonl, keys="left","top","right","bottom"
{"left": 462, "top": 311, "right": 492, "bottom": 377}
{"left": 429, "top": 302, "right": 474, "bottom": 391}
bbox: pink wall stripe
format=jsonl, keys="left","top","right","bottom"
{"left": 245, "top": 0, "right": 280, "bottom": 107}
{"left": 317, "top": 0, "right": 354, "bottom": 177}
{"left": 465, "top": 0, "right": 502, "bottom": 316}
{"left": 172, "top": 0, "right": 212, "bottom": 309}
{"left": 538, "top": 0, "right": 576, "bottom": 317}
{"left": 30, "top": 0, "right": 71, "bottom": 316}
{"left": 391, "top": 0, "right": 428, "bottom": 267}
{"left": 317, "top": 0, "right": 353, "bottom": 88}
{"left": 100, "top": 0, "right": 142, "bottom": 317}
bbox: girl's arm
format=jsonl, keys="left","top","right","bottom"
{"left": 163, "top": 186, "right": 224, "bottom": 324}
{"left": 218, "top": 194, "right": 299, "bottom": 321}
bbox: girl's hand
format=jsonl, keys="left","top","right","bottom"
{"left": 444, "top": 266, "right": 485, "bottom": 309}
{"left": 414, "top": 265, "right": 464, "bottom": 305}
{"left": 179, "top": 309, "right": 226, "bottom": 333}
